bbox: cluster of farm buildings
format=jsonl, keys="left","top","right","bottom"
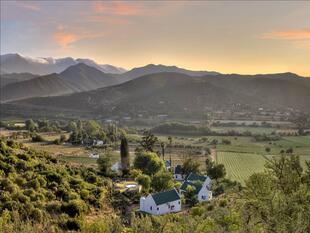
{"left": 140, "top": 165, "right": 212, "bottom": 215}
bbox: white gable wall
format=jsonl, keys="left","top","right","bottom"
{"left": 155, "top": 199, "right": 181, "bottom": 215}
{"left": 140, "top": 196, "right": 181, "bottom": 215}
{"left": 197, "top": 186, "right": 212, "bottom": 202}
{"left": 140, "top": 195, "right": 157, "bottom": 215}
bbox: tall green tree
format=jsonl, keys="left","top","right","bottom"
{"left": 120, "top": 136, "right": 130, "bottom": 175}
{"left": 140, "top": 131, "right": 158, "bottom": 152}
{"left": 151, "top": 172, "right": 174, "bottom": 192}
{"left": 25, "top": 119, "right": 37, "bottom": 132}
{"left": 133, "top": 151, "right": 164, "bottom": 176}
{"left": 207, "top": 164, "right": 226, "bottom": 181}
{"left": 97, "top": 153, "right": 112, "bottom": 176}
{"left": 182, "top": 158, "right": 200, "bottom": 176}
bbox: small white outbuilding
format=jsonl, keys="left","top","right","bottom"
{"left": 180, "top": 173, "right": 212, "bottom": 202}
{"left": 140, "top": 188, "right": 181, "bottom": 215}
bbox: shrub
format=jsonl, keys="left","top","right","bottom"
{"left": 31, "top": 134, "right": 45, "bottom": 142}
{"left": 61, "top": 200, "right": 88, "bottom": 217}
{"left": 191, "top": 206, "right": 204, "bottom": 216}
{"left": 219, "top": 199, "right": 228, "bottom": 207}
{"left": 46, "top": 202, "right": 61, "bottom": 214}
{"left": 64, "top": 219, "right": 81, "bottom": 231}
{"left": 27, "top": 179, "right": 40, "bottom": 190}
{"left": 29, "top": 208, "right": 44, "bottom": 222}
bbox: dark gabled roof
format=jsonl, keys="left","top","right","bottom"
{"left": 151, "top": 188, "right": 180, "bottom": 206}
{"left": 174, "top": 165, "right": 182, "bottom": 174}
{"left": 186, "top": 173, "right": 207, "bottom": 183}
{"left": 180, "top": 180, "right": 203, "bottom": 194}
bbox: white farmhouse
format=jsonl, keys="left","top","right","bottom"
{"left": 89, "top": 153, "right": 99, "bottom": 159}
{"left": 180, "top": 173, "right": 212, "bottom": 202}
{"left": 140, "top": 188, "right": 181, "bottom": 215}
{"left": 173, "top": 165, "right": 186, "bottom": 181}
{"left": 93, "top": 140, "right": 104, "bottom": 146}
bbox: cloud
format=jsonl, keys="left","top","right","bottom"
{"left": 261, "top": 29, "right": 310, "bottom": 49}
{"left": 52, "top": 25, "right": 106, "bottom": 49}
{"left": 261, "top": 29, "right": 310, "bottom": 40}
{"left": 53, "top": 31, "right": 78, "bottom": 49}
{"left": 16, "top": 1, "right": 41, "bottom": 11}
{"left": 92, "top": 2, "right": 142, "bottom": 16}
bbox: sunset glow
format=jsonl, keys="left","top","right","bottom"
{"left": 1, "top": 1, "right": 309, "bottom": 76}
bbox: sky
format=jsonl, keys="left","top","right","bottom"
{"left": 1, "top": 1, "right": 310, "bottom": 76}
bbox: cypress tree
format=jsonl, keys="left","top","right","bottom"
{"left": 120, "top": 136, "right": 130, "bottom": 175}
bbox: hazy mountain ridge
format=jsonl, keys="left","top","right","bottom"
{"left": 0, "top": 53, "right": 127, "bottom": 75}
{"left": 1, "top": 73, "right": 77, "bottom": 102}
{"left": 0, "top": 60, "right": 222, "bottom": 102}
{"left": 121, "top": 64, "right": 220, "bottom": 81}
{"left": 0, "top": 63, "right": 122, "bottom": 102}
{"left": 0, "top": 73, "right": 38, "bottom": 87}
{"left": 7, "top": 72, "right": 310, "bottom": 118}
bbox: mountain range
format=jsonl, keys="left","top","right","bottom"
{"left": 0, "top": 53, "right": 126, "bottom": 75}
{"left": 4, "top": 72, "right": 310, "bottom": 119}
{"left": 1, "top": 53, "right": 310, "bottom": 119}
{"left": 1, "top": 63, "right": 121, "bottom": 102}
{"left": 1, "top": 55, "right": 221, "bottom": 102}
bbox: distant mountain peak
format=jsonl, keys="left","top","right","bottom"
{"left": 0, "top": 53, "right": 127, "bottom": 75}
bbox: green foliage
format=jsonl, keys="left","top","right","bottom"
{"left": 151, "top": 172, "right": 174, "bottom": 192}
{"left": 139, "top": 131, "right": 158, "bottom": 152}
{"left": 207, "top": 164, "right": 226, "bottom": 181}
{"left": 68, "top": 120, "right": 107, "bottom": 145}
{"left": 31, "top": 134, "right": 45, "bottom": 142}
{"left": 184, "top": 185, "right": 198, "bottom": 206}
{"left": 133, "top": 151, "right": 164, "bottom": 176}
{"left": 97, "top": 152, "right": 112, "bottom": 176}
{"left": 61, "top": 200, "right": 88, "bottom": 217}
{"left": 0, "top": 139, "right": 109, "bottom": 231}
{"left": 240, "top": 154, "right": 310, "bottom": 232}
{"left": 136, "top": 174, "right": 151, "bottom": 193}
{"left": 151, "top": 122, "right": 211, "bottom": 136}
{"left": 25, "top": 119, "right": 37, "bottom": 132}
{"left": 120, "top": 136, "right": 130, "bottom": 175}
{"left": 182, "top": 158, "right": 200, "bottom": 176}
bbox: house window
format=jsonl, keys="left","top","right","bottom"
{"left": 171, "top": 205, "right": 175, "bottom": 210}
{"left": 150, "top": 206, "right": 152, "bottom": 210}
{"left": 157, "top": 207, "right": 159, "bottom": 211}
{"left": 178, "top": 201, "right": 180, "bottom": 204}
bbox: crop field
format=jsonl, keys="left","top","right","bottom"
{"left": 211, "top": 126, "right": 275, "bottom": 134}
{"left": 216, "top": 152, "right": 267, "bottom": 185}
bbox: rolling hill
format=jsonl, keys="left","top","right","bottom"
{"left": 0, "top": 72, "right": 38, "bottom": 87}
{"left": 5, "top": 72, "right": 310, "bottom": 118}
{"left": 60, "top": 63, "right": 121, "bottom": 91}
{"left": 0, "top": 63, "right": 121, "bottom": 102}
{"left": 1, "top": 73, "right": 78, "bottom": 102}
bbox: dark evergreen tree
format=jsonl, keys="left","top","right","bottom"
{"left": 120, "top": 136, "right": 130, "bottom": 175}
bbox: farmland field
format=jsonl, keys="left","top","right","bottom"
{"left": 216, "top": 151, "right": 267, "bottom": 185}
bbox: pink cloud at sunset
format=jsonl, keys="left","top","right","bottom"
{"left": 262, "top": 29, "right": 310, "bottom": 40}
{"left": 261, "top": 29, "right": 310, "bottom": 49}
{"left": 92, "top": 2, "right": 142, "bottom": 16}
{"left": 53, "top": 31, "right": 78, "bottom": 49}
